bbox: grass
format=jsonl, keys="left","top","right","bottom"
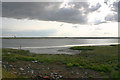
{"left": 70, "top": 46, "right": 95, "bottom": 50}
{"left": 2, "top": 69, "right": 17, "bottom": 78}
{"left": 2, "top": 45, "right": 119, "bottom": 78}
{"left": 2, "top": 68, "right": 27, "bottom": 78}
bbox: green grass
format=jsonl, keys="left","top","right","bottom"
{"left": 2, "top": 45, "right": 119, "bottom": 78}
{"left": 70, "top": 46, "right": 95, "bottom": 50}
{"left": 2, "top": 69, "right": 17, "bottom": 78}
{"left": 2, "top": 68, "right": 27, "bottom": 78}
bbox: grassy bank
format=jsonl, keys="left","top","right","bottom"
{"left": 2, "top": 45, "right": 119, "bottom": 78}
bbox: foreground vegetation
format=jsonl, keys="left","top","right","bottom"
{"left": 2, "top": 45, "right": 119, "bottom": 79}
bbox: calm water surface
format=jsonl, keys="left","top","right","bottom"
{"left": 2, "top": 39, "right": 118, "bottom": 54}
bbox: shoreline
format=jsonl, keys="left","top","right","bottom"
{"left": 3, "top": 43, "right": 119, "bottom": 54}
{"left": 2, "top": 45, "right": 119, "bottom": 79}
{"left": 1, "top": 37, "right": 119, "bottom": 39}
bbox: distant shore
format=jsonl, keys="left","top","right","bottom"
{"left": 1, "top": 37, "right": 119, "bottom": 39}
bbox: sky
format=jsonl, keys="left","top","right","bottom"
{"left": 2, "top": 0, "right": 120, "bottom": 37}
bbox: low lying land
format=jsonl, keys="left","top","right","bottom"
{"left": 2, "top": 45, "right": 119, "bottom": 79}
{"left": 1, "top": 37, "right": 119, "bottom": 39}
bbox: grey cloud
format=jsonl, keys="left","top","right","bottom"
{"left": 69, "top": 2, "right": 101, "bottom": 14}
{"left": 70, "top": 2, "right": 89, "bottom": 10}
{"left": 2, "top": 2, "right": 102, "bottom": 24}
{"left": 94, "top": 21, "right": 107, "bottom": 25}
{"left": 88, "top": 3, "right": 101, "bottom": 12}
{"left": 2, "top": 2, "right": 60, "bottom": 19}
{"left": 73, "top": 25, "right": 79, "bottom": 28}
{"left": 53, "top": 7, "right": 87, "bottom": 24}
{"left": 104, "top": 1, "right": 119, "bottom": 22}
{"left": 60, "top": 24, "right": 63, "bottom": 26}
{"left": 111, "top": 1, "right": 119, "bottom": 12}
{"left": 2, "top": 1, "right": 118, "bottom": 24}
{"left": 105, "top": 13, "right": 118, "bottom": 21}
{"left": 118, "top": 1, "right": 120, "bottom": 22}
{"left": 0, "top": 2, "right": 2, "bottom": 16}
{"left": 92, "top": 0, "right": 119, "bottom": 24}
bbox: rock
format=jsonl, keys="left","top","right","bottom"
{"left": 47, "top": 67, "right": 50, "bottom": 70}
{"left": 54, "top": 73, "right": 57, "bottom": 75}
{"left": 27, "top": 67, "right": 30, "bottom": 69}
{"left": 14, "top": 72, "right": 17, "bottom": 74}
{"left": 71, "top": 71, "right": 74, "bottom": 73}
{"left": 6, "top": 62, "right": 8, "bottom": 64}
{"left": 8, "top": 52, "right": 11, "bottom": 54}
{"left": 20, "top": 68, "right": 24, "bottom": 71}
{"left": 9, "top": 65, "right": 13, "bottom": 67}
{"left": 76, "top": 72, "right": 79, "bottom": 74}
{"left": 28, "top": 64, "right": 31, "bottom": 66}
{"left": 31, "top": 70, "right": 34, "bottom": 74}
{"left": 38, "top": 63, "right": 42, "bottom": 64}
{"left": 59, "top": 75, "right": 63, "bottom": 78}
{"left": 3, "top": 65, "right": 6, "bottom": 68}
{"left": 81, "top": 76, "right": 83, "bottom": 78}
{"left": 35, "top": 61, "right": 38, "bottom": 63}
{"left": 22, "top": 73, "right": 26, "bottom": 75}
{"left": 32, "top": 61, "right": 38, "bottom": 63}
{"left": 85, "top": 72, "right": 88, "bottom": 74}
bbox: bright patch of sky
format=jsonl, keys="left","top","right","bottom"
{"left": 2, "top": 18, "right": 118, "bottom": 37}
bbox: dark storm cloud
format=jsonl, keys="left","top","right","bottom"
{"left": 111, "top": 1, "right": 118, "bottom": 12}
{"left": 2, "top": 2, "right": 60, "bottom": 20}
{"left": 118, "top": 1, "right": 120, "bottom": 22}
{"left": 0, "top": 2, "right": 2, "bottom": 16}
{"left": 2, "top": 1, "right": 119, "bottom": 24}
{"left": 2, "top": 2, "right": 102, "bottom": 24}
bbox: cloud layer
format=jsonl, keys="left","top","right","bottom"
{"left": 2, "top": 1, "right": 119, "bottom": 24}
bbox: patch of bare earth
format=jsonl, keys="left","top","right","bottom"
{"left": 2, "top": 61, "right": 103, "bottom": 78}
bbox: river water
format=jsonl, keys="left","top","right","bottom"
{"left": 2, "top": 39, "right": 119, "bottom": 54}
